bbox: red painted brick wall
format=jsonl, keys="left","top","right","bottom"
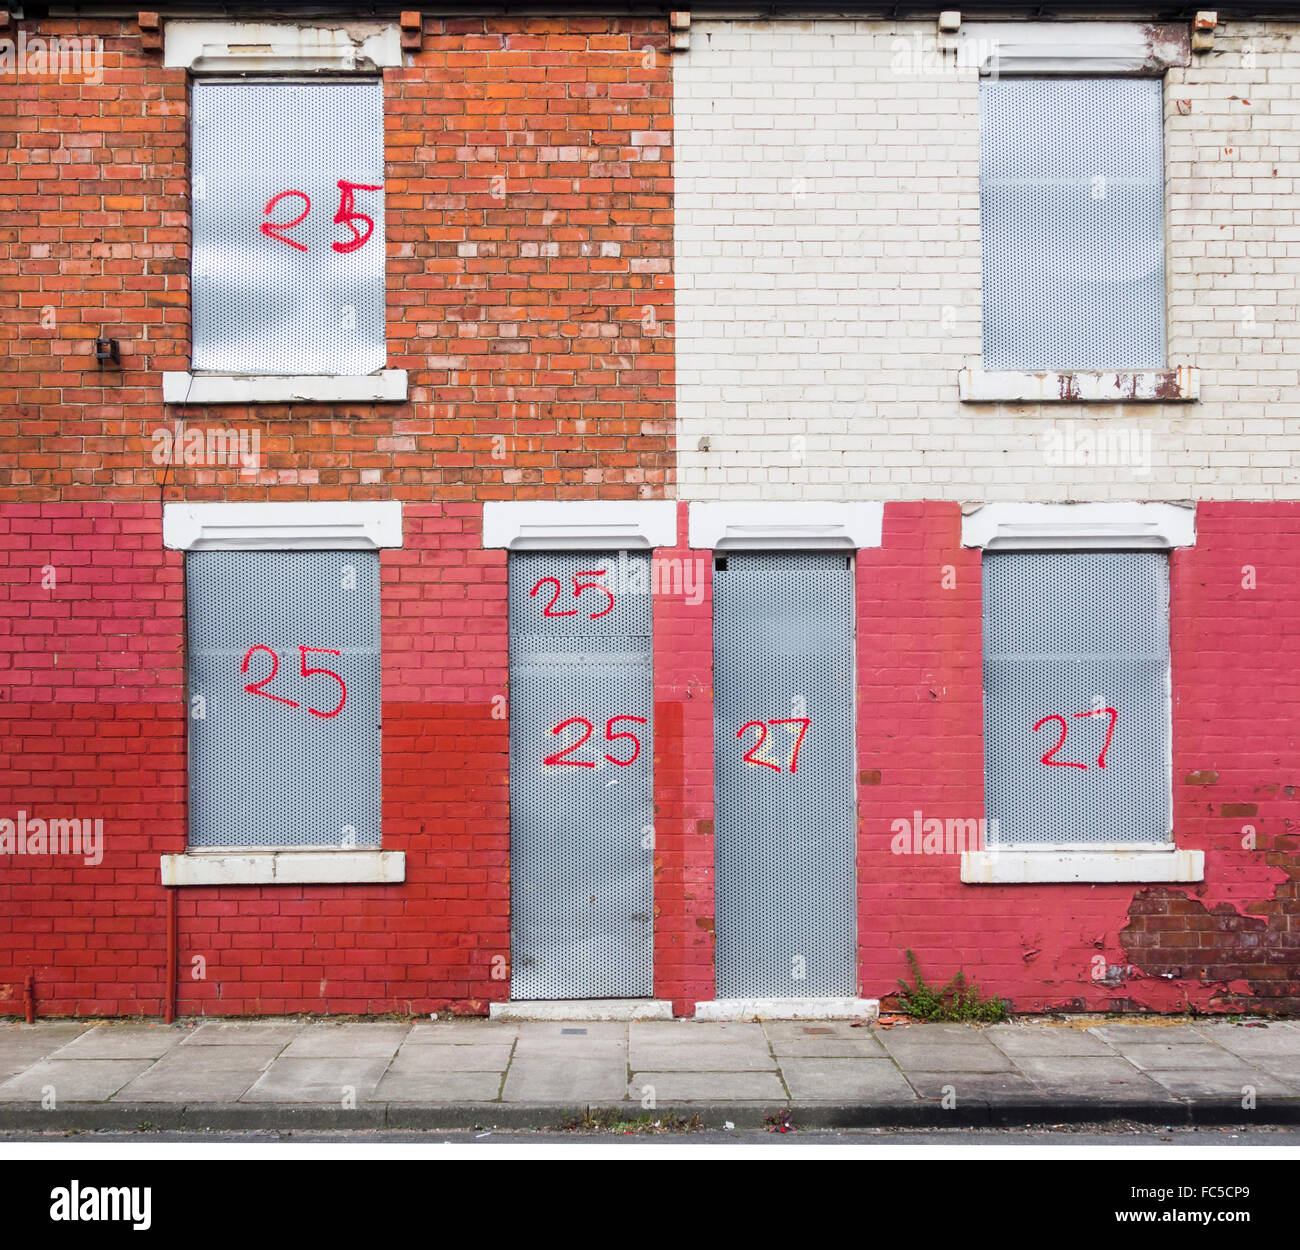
{"left": 653, "top": 503, "right": 715, "bottom": 1015}
{"left": 854, "top": 501, "right": 1300, "bottom": 1016}
{"left": 1, "top": 15, "right": 673, "bottom": 503}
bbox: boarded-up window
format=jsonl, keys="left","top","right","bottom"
{"left": 191, "top": 80, "right": 386, "bottom": 375}
{"left": 980, "top": 77, "right": 1165, "bottom": 371}
{"left": 983, "top": 551, "right": 1171, "bottom": 845}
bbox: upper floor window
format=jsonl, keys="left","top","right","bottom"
{"left": 190, "top": 79, "right": 386, "bottom": 376}
{"left": 979, "top": 76, "right": 1165, "bottom": 372}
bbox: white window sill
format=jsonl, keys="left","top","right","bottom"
{"left": 961, "top": 849, "right": 1204, "bottom": 884}
{"left": 160, "top": 851, "right": 405, "bottom": 886}
{"left": 958, "top": 367, "right": 1198, "bottom": 404}
{"left": 162, "top": 371, "right": 407, "bottom": 405}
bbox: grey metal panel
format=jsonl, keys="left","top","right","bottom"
{"left": 186, "top": 550, "right": 381, "bottom": 848}
{"left": 713, "top": 552, "right": 857, "bottom": 1000}
{"left": 981, "top": 76, "right": 1165, "bottom": 370}
{"left": 509, "top": 552, "right": 654, "bottom": 1000}
{"left": 982, "top": 551, "right": 1171, "bottom": 845}
{"left": 191, "top": 80, "right": 386, "bottom": 376}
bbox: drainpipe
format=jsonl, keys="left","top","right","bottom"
{"left": 24, "top": 970, "right": 35, "bottom": 1024}
{"left": 164, "top": 887, "right": 177, "bottom": 1024}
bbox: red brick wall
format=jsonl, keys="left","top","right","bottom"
{"left": 1, "top": 15, "right": 673, "bottom": 503}
{"left": 0, "top": 502, "right": 183, "bottom": 1015}
{"left": 854, "top": 501, "right": 1300, "bottom": 1016}
{"left": 653, "top": 503, "right": 715, "bottom": 1014}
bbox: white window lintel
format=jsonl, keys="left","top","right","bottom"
{"left": 164, "top": 19, "right": 402, "bottom": 73}
{"left": 959, "top": 21, "right": 1191, "bottom": 76}
{"left": 962, "top": 849, "right": 1204, "bottom": 884}
{"left": 164, "top": 501, "right": 403, "bottom": 551}
{"left": 161, "top": 851, "right": 405, "bottom": 886}
{"left": 162, "top": 371, "right": 407, "bottom": 405}
{"left": 688, "top": 502, "right": 883, "bottom": 551}
{"left": 962, "top": 502, "right": 1196, "bottom": 551}
{"left": 483, "top": 501, "right": 677, "bottom": 550}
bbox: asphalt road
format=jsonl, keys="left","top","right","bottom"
{"left": 3, "top": 1124, "right": 1298, "bottom": 1145}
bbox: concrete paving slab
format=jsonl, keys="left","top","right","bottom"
{"left": 629, "top": 1040, "right": 775, "bottom": 1071}
{"left": 386, "top": 1044, "right": 513, "bottom": 1074}
{"left": 51, "top": 1025, "right": 186, "bottom": 1060}
{"left": 0, "top": 1059, "right": 154, "bottom": 1102}
{"left": 0, "top": 1023, "right": 91, "bottom": 1042}
{"left": 113, "top": 1066, "right": 265, "bottom": 1104}
{"left": 240, "top": 1057, "right": 393, "bottom": 1104}
{"left": 878, "top": 1040, "right": 1013, "bottom": 1072}
{"left": 372, "top": 1071, "right": 503, "bottom": 1103}
{"left": 514, "top": 1021, "right": 628, "bottom": 1043}
{"left": 904, "top": 1071, "right": 1043, "bottom": 1101}
{"left": 279, "top": 1023, "right": 411, "bottom": 1059}
{"left": 878, "top": 1023, "right": 994, "bottom": 1043}
{"left": 763, "top": 1021, "right": 886, "bottom": 1058}
{"left": 1147, "top": 1070, "right": 1300, "bottom": 1100}
{"left": 179, "top": 1022, "right": 303, "bottom": 1048}
{"left": 985, "top": 1024, "right": 1115, "bottom": 1057}
{"left": 627, "top": 1071, "right": 787, "bottom": 1102}
{"left": 1193, "top": 1023, "right": 1300, "bottom": 1059}
{"left": 121, "top": 1044, "right": 283, "bottom": 1074}
{"left": 630, "top": 1021, "right": 764, "bottom": 1045}
{"left": 1090, "top": 1024, "right": 1209, "bottom": 1046}
{"left": 503, "top": 1058, "right": 628, "bottom": 1102}
{"left": 1117, "top": 1043, "right": 1269, "bottom": 1072}
{"left": 1013, "top": 1056, "right": 1175, "bottom": 1100}
{"left": 780, "top": 1057, "right": 917, "bottom": 1101}
{"left": 405, "top": 1021, "right": 519, "bottom": 1045}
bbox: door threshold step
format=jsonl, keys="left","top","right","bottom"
{"left": 695, "top": 997, "right": 880, "bottom": 1021}
{"left": 490, "top": 999, "right": 673, "bottom": 1021}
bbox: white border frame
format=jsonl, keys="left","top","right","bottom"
{"left": 163, "top": 501, "right": 403, "bottom": 551}
{"left": 482, "top": 500, "right": 677, "bottom": 550}
{"left": 688, "top": 502, "right": 884, "bottom": 551}
{"left": 965, "top": 500, "right": 1201, "bottom": 883}
{"left": 958, "top": 367, "right": 1198, "bottom": 404}
{"left": 162, "top": 500, "right": 403, "bottom": 883}
{"left": 961, "top": 502, "right": 1196, "bottom": 552}
{"left": 958, "top": 21, "right": 1191, "bottom": 76}
{"left": 164, "top": 19, "right": 402, "bottom": 73}
{"left": 162, "top": 372, "right": 408, "bottom": 406}
{"left": 962, "top": 849, "right": 1203, "bottom": 884}
{"left": 162, "top": 850, "right": 405, "bottom": 886}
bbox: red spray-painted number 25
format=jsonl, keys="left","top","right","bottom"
{"left": 259, "top": 181, "right": 383, "bottom": 254}
{"left": 241, "top": 645, "right": 348, "bottom": 719}
{"left": 543, "top": 715, "right": 647, "bottom": 767}
{"left": 529, "top": 572, "right": 614, "bottom": 619}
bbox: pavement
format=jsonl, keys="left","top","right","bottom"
{"left": 2, "top": 1015, "right": 1299, "bottom": 1132}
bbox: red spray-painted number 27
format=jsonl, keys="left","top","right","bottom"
{"left": 1033, "top": 707, "right": 1118, "bottom": 769}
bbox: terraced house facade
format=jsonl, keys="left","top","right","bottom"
{"left": 3, "top": 2, "right": 1299, "bottom": 1022}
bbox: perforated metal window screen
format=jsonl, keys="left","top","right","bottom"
{"left": 983, "top": 551, "right": 1171, "bottom": 845}
{"left": 713, "top": 552, "right": 856, "bottom": 999}
{"left": 981, "top": 77, "right": 1166, "bottom": 371}
{"left": 186, "top": 550, "right": 381, "bottom": 848}
{"left": 191, "top": 80, "right": 386, "bottom": 375}
{"left": 508, "top": 552, "right": 654, "bottom": 1000}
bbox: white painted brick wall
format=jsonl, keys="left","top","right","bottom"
{"left": 675, "top": 19, "right": 1300, "bottom": 501}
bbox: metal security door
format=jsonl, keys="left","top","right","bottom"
{"left": 713, "top": 552, "right": 857, "bottom": 999}
{"left": 509, "top": 551, "right": 654, "bottom": 999}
